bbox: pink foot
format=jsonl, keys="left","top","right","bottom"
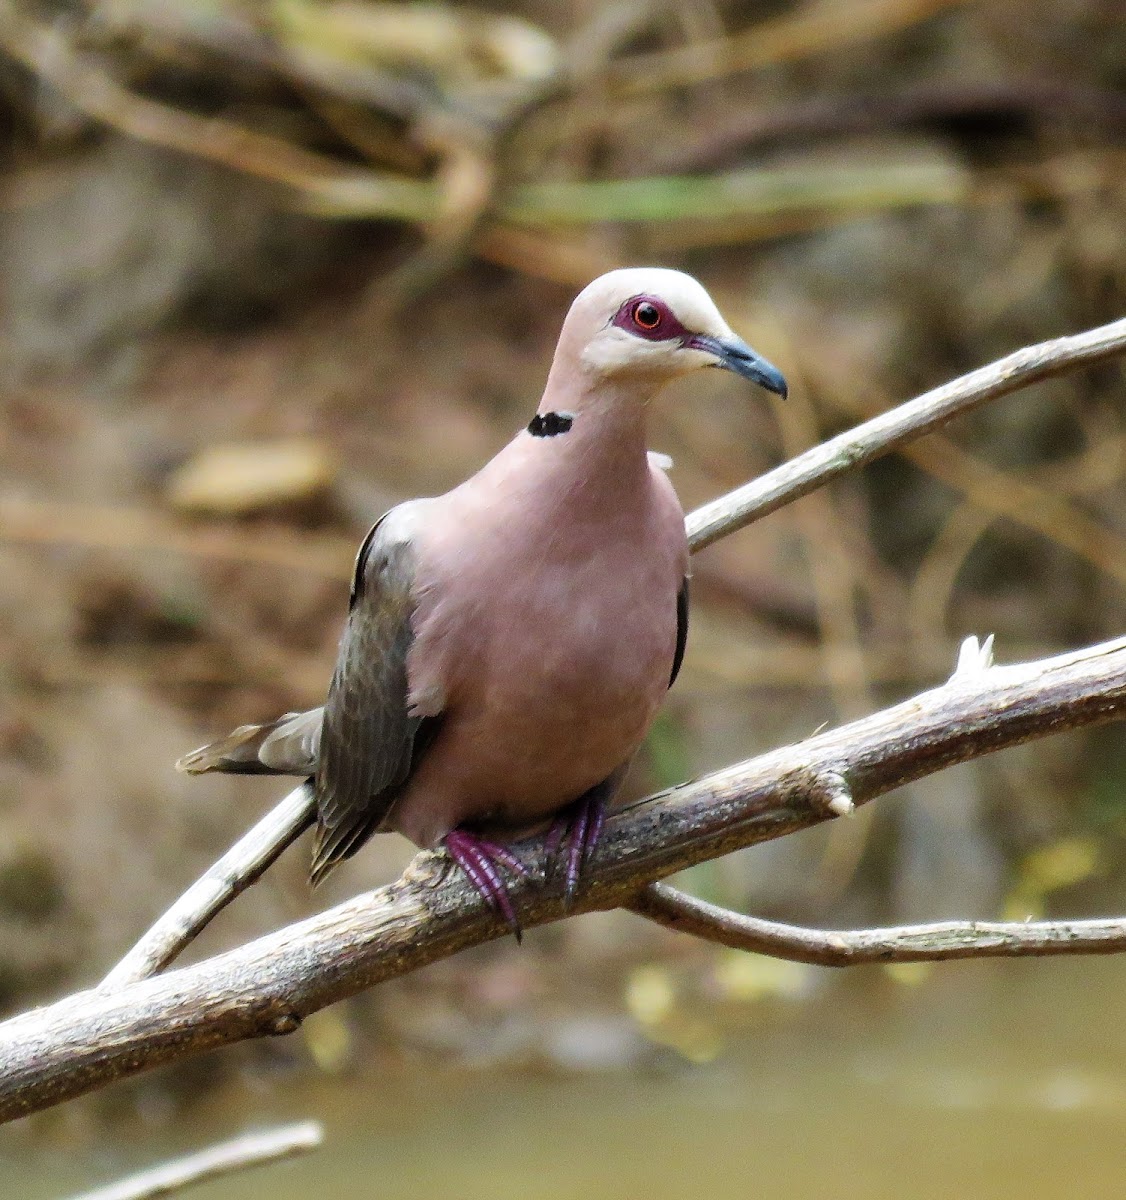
{"left": 443, "top": 830, "right": 529, "bottom": 939}
{"left": 545, "top": 791, "right": 608, "bottom": 905}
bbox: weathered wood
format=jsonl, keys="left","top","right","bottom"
{"left": 0, "top": 635, "right": 1121, "bottom": 1123}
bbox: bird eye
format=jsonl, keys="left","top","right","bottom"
{"left": 632, "top": 301, "right": 662, "bottom": 330}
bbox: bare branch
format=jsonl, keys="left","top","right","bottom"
{"left": 101, "top": 784, "right": 315, "bottom": 989}
{"left": 96, "top": 323, "right": 1126, "bottom": 988}
{"left": 64, "top": 1121, "right": 323, "bottom": 1200}
{"left": 0, "top": 635, "right": 1121, "bottom": 1122}
{"left": 687, "top": 314, "right": 1126, "bottom": 551}
{"left": 628, "top": 882, "right": 1126, "bottom": 966}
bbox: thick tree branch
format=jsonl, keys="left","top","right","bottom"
{"left": 629, "top": 883, "right": 1126, "bottom": 965}
{"left": 0, "top": 635, "right": 1121, "bottom": 1122}
{"left": 65, "top": 1121, "right": 323, "bottom": 1200}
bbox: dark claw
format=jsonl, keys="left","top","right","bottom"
{"left": 444, "top": 830, "right": 524, "bottom": 940}
{"left": 546, "top": 791, "right": 608, "bottom": 907}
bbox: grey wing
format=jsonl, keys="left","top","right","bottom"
{"left": 310, "top": 507, "right": 430, "bottom": 885}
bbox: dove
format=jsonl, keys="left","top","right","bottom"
{"left": 178, "top": 268, "right": 787, "bottom": 932}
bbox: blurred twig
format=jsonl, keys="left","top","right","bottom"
{"left": 23, "top": 648, "right": 330, "bottom": 697}
{"left": 0, "top": 7, "right": 967, "bottom": 234}
{"left": 750, "top": 327, "right": 873, "bottom": 720}
{"left": 608, "top": 0, "right": 974, "bottom": 94}
{"left": 749, "top": 321, "right": 877, "bottom": 895}
{"left": 0, "top": 498, "right": 354, "bottom": 578}
{"left": 1, "top": 633, "right": 1123, "bottom": 1121}
{"left": 64, "top": 1121, "right": 323, "bottom": 1200}
{"left": 894, "top": 435, "right": 1126, "bottom": 587}
{"left": 0, "top": 6, "right": 439, "bottom": 217}
{"left": 656, "top": 78, "right": 1126, "bottom": 173}
{"left": 12, "top": 317, "right": 1119, "bottom": 595}
{"left": 490, "top": 161, "right": 966, "bottom": 227}
{"left": 908, "top": 433, "right": 1126, "bottom": 640}
{"left": 817, "top": 383, "right": 1126, "bottom": 590}
{"left": 18, "top": 638, "right": 1073, "bottom": 692}
{"left": 89, "top": 0, "right": 432, "bottom": 118}
{"left": 908, "top": 503, "right": 995, "bottom": 645}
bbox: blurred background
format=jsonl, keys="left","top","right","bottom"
{"left": 0, "top": 0, "right": 1124, "bottom": 1195}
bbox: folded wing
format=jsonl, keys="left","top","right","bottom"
{"left": 178, "top": 505, "right": 433, "bottom": 886}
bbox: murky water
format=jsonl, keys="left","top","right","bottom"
{"left": 7, "top": 954, "right": 1126, "bottom": 1199}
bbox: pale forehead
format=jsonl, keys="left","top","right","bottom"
{"left": 572, "top": 267, "right": 723, "bottom": 325}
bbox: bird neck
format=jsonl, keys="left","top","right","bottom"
{"left": 534, "top": 372, "right": 653, "bottom": 475}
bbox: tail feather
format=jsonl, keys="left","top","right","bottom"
{"left": 176, "top": 708, "right": 322, "bottom": 776}
{"left": 176, "top": 722, "right": 286, "bottom": 775}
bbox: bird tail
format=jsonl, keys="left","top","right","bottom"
{"left": 176, "top": 708, "right": 322, "bottom": 776}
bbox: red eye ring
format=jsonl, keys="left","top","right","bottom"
{"left": 612, "top": 294, "right": 688, "bottom": 341}
{"left": 632, "top": 300, "right": 662, "bottom": 330}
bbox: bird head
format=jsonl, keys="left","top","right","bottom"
{"left": 562, "top": 267, "right": 787, "bottom": 398}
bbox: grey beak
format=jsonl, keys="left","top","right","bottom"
{"left": 689, "top": 334, "right": 788, "bottom": 398}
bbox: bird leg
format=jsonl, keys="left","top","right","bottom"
{"left": 545, "top": 776, "right": 617, "bottom": 905}
{"left": 443, "top": 829, "right": 528, "bottom": 939}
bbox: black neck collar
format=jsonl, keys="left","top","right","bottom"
{"left": 527, "top": 411, "right": 574, "bottom": 438}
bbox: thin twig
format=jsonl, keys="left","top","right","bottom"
{"left": 687, "top": 314, "right": 1126, "bottom": 551}
{"left": 101, "top": 783, "right": 316, "bottom": 989}
{"left": 64, "top": 1121, "right": 323, "bottom": 1200}
{"left": 96, "top": 318, "right": 1126, "bottom": 987}
{"left": 628, "top": 882, "right": 1126, "bottom": 966}
{"left": 0, "top": 634, "right": 1122, "bottom": 1121}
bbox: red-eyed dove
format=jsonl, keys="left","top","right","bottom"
{"left": 178, "top": 268, "right": 787, "bottom": 932}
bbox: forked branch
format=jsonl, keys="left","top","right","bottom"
{"left": 0, "top": 634, "right": 1121, "bottom": 1122}
{"left": 0, "top": 321, "right": 1121, "bottom": 1126}
{"left": 99, "top": 316, "right": 1126, "bottom": 988}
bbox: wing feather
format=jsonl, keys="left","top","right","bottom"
{"left": 310, "top": 507, "right": 429, "bottom": 885}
